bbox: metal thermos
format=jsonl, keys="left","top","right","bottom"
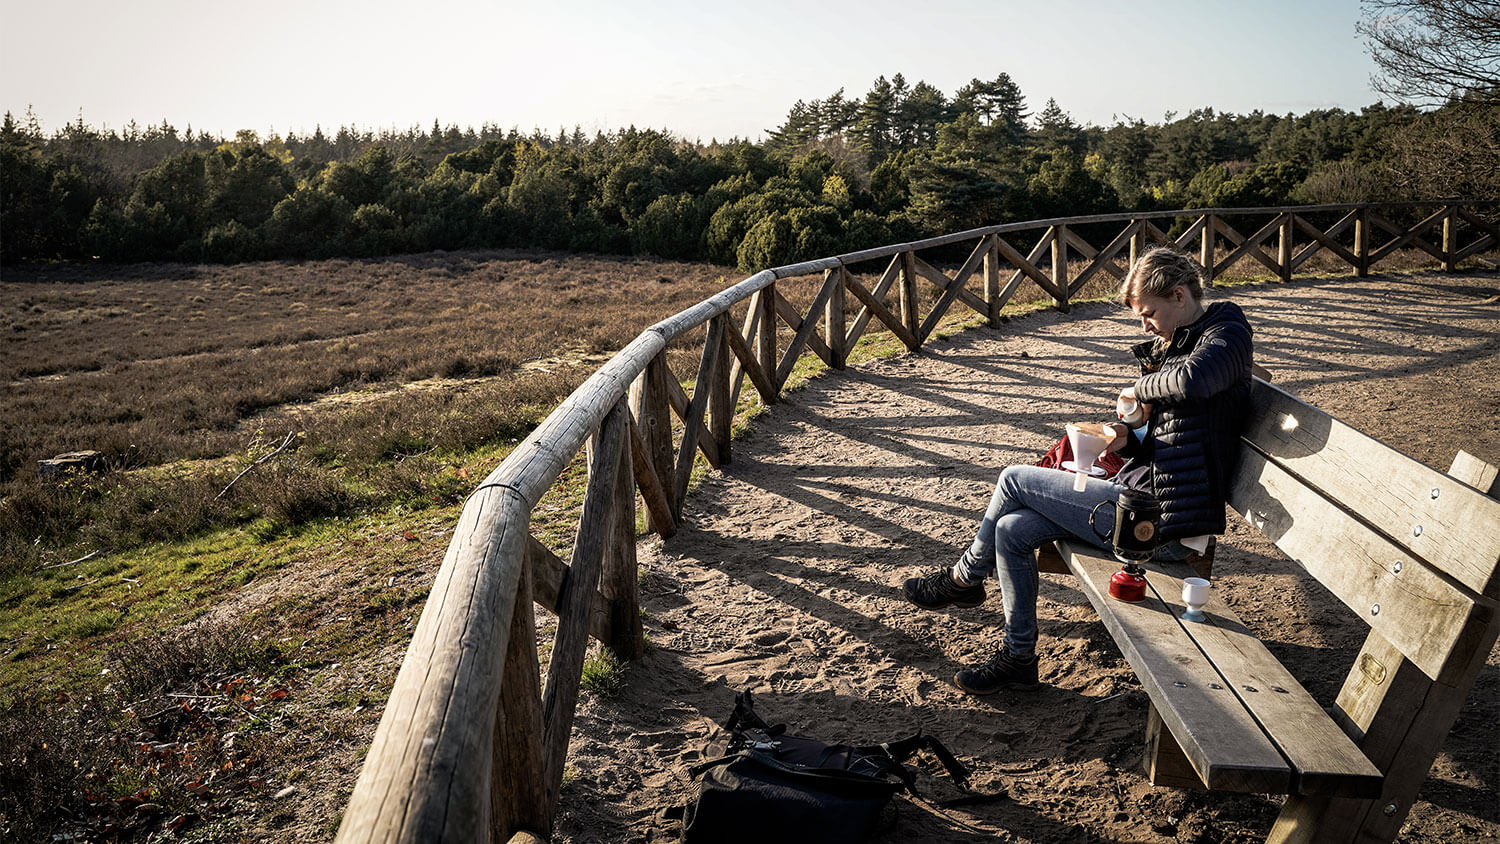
{"left": 1090, "top": 489, "right": 1164, "bottom": 602}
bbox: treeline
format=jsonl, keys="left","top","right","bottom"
{"left": 3, "top": 74, "right": 1496, "bottom": 268}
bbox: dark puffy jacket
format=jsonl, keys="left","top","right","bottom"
{"left": 1116, "top": 300, "right": 1253, "bottom": 540}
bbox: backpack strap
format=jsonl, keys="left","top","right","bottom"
{"left": 722, "top": 689, "right": 772, "bottom": 735}
{"left": 863, "top": 732, "right": 972, "bottom": 793}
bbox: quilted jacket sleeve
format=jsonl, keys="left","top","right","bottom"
{"left": 1132, "top": 317, "right": 1253, "bottom": 407}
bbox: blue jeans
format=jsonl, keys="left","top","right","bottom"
{"left": 954, "top": 465, "right": 1190, "bottom": 657}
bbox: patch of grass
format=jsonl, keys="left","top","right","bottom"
{"left": 578, "top": 645, "right": 626, "bottom": 699}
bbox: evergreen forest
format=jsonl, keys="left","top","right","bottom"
{"left": 3, "top": 73, "right": 1496, "bottom": 269}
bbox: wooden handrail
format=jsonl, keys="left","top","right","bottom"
{"left": 335, "top": 201, "right": 1497, "bottom": 843}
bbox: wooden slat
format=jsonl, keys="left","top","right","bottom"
{"left": 1291, "top": 213, "right": 1358, "bottom": 270}
{"left": 491, "top": 560, "right": 550, "bottom": 839}
{"left": 825, "top": 265, "right": 847, "bottom": 368}
{"left": 982, "top": 234, "right": 1002, "bottom": 326}
{"left": 1146, "top": 707, "right": 1209, "bottom": 789}
{"left": 1291, "top": 207, "right": 1358, "bottom": 273}
{"left": 1175, "top": 214, "right": 1208, "bottom": 254}
{"left": 1059, "top": 541, "right": 1292, "bottom": 793}
{"left": 728, "top": 291, "right": 765, "bottom": 409}
{"left": 1051, "top": 225, "right": 1070, "bottom": 311}
{"left": 773, "top": 278, "right": 837, "bottom": 389}
{"left": 630, "top": 353, "right": 676, "bottom": 532}
{"left": 660, "top": 359, "right": 721, "bottom": 471}
{"left": 914, "top": 253, "right": 990, "bottom": 320}
{"left": 1367, "top": 209, "right": 1446, "bottom": 263}
{"left": 1065, "top": 223, "right": 1130, "bottom": 295}
{"left": 1451, "top": 450, "right": 1500, "bottom": 495}
{"left": 625, "top": 415, "right": 675, "bottom": 540}
{"left": 540, "top": 402, "right": 626, "bottom": 812}
{"left": 843, "top": 255, "right": 902, "bottom": 349}
{"left": 1267, "top": 453, "right": 1500, "bottom": 844}
{"left": 1213, "top": 215, "right": 1284, "bottom": 277}
{"left": 1454, "top": 232, "right": 1498, "bottom": 262}
{"left": 993, "top": 231, "right": 1063, "bottom": 301}
{"left": 707, "top": 313, "right": 733, "bottom": 462}
{"left": 1145, "top": 220, "right": 1175, "bottom": 248}
{"left": 916, "top": 242, "right": 989, "bottom": 340}
{"left": 1199, "top": 214, "right": 1216, "bottom": 282}
{"left": 723, "top": 308, "right": 778, "bottom": 406}
{"left": 1136, "top": 567, "right": 1382, "bottom": 797}
{"left": 672, "top": 317, "right": 724, "bottom": 506}
{"left": 1458, "top": 206, "right": 1500, "bottom": 242}
{"left": 602, "top": 423, "right": 644, "bottom": 659}
{"left": 772, "top": 286, "right": 836, "bottom": 367}
{"left": 757, "top": 281, "right": 777, "bottom": 382}
{"left": 524, "top": 534, "right": 607, "bottom": 642}
{"left": 900, "top": 250, "right": 919, "bottom": 336}
{"left": 1241, "top": 380, "right": 1500, "bottom": 598}
{"left": 843, "top": 267, "right": 920, "bottom": 351}
{"left": 1230, "top": 446, "right": 1483, "bottom": 684}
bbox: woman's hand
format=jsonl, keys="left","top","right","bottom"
{"left": 1103, "top": 422, "right": 1130, "bottom": 452}
{"left": 1117, "top": 386, "right": 1153, "bottom": 423}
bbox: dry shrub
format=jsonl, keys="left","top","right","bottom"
{"left": 0, "top": 617, "right": 290, "bottom": 842}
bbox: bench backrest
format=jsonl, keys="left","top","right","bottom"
{"left": 1229, "top": 379, "right": 1500, "bottom": 685}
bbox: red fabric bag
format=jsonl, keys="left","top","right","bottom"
{"left": 1036, "top": 433, "right": 1125, "bottom": 478}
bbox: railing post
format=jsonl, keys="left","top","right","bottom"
{"left": 1442, "top": 206, "right": 1457, "bottom": 272}
{"left": 899, "top": 250, "right": 919, "bottom": 338}
{"left": 983, "top": 234, "right": 1002, "bottom": 327}
{"left": 491, "top": 558, "right": 549, "bottom": 840}
{"left": 758, "top": 281, "right": 777, "bottom": 391}
{"left": 1051, "top": 226, "right": 1070, "bottom": 312}
{"left": 602, "top": 405, "right": 644, "bottom": 660}
{"left": 708, "top": 312, "right": 733, "bottom": 463}
{"left": 1355, "top": 207, "right": 1370, "bottom": 277}
{"left": 825, "top": 266, "right": 847, "bottom": 368}
{"left": 1130, "top": 220, "right": 1145, "bottom": 270}
{"left": 540, "top": 402, "right": 628, "bottom": 814}
{"left": 1200, "top": 214, "right": 1216, "bottom": 284}
{"left": 629, "top": 356, "right": 675, "bottom": 535}
{"left": 1278, "top": 212, "right": 1293, "bottom": 282}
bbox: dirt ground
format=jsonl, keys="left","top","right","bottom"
{"left": 549, "top": 271, "right": 1500, "bottom": 843}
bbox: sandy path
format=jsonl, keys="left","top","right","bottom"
{"left": 553, "top": 271, "right": 1500, "bottom": 843}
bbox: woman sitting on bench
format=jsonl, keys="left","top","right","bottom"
{"left": 902, "top": 246, "right": 1254, "bottom": 695}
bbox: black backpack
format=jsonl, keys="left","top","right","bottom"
{"left": 679, "top": 690, "right": 976, "bottom": 843}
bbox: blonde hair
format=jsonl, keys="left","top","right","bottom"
{"left": 1119, "top": 247, "right": 1204, "bottom": 306}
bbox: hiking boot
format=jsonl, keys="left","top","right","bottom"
{"left": 953, "top": 650, "right": 1040, "bottom": 695}
{"left": 902, "top": 567, "right": 986, "bottom": 610}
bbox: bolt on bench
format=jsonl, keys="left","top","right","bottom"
{"left": 1038, "top": 376, "right": 1500, "bottom": 844}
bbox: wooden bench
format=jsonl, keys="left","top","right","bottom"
{"left": 1037, "top": 377, "right": 1500, "bottom": 844}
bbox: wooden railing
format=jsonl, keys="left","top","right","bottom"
{"left": 333, "top": 201, "right": 1497, "bottom": 843}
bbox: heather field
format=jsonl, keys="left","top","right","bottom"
{"left": 0, "top": 246, "right": 1473, "bottom": 841}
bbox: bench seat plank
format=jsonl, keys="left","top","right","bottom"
{"left": 1135, "top": 568, "right": 1384, "bottom": 798}
{"left": 1058, "top": 540, "right": 1293, "bottom": 793}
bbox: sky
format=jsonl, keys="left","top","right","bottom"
{"left": 1, "top": 0, "right": 1383, "bottom": 141}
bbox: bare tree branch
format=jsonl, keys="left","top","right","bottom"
{"left": 1358, "top": 0, "right": 1500, "bottom": 106}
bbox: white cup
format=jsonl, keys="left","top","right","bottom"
{"left": 1117, "top": 394, "right": 1144, "bottom": 426}
{"left": 1182, "top": 577, "right": 1211, "bottom": 621}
